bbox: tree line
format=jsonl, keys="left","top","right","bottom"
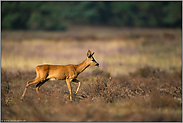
{"left": 1, "top": 1, "right": 182, "bottom": 30}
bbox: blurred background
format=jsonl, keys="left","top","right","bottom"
{"left": 1, "top": 1, "right": 182, "bottom": 122}
{"left": 1, "top": 1, "right": 182, "bottom": 75}
{"left": 1, "top": 1, "right": 182, "bottom": 30}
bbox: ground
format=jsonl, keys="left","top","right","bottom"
{"left": 1, "top": 26, "right": 182, "bottom": 121}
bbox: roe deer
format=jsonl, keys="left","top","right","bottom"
{"left": 21, "top": 49, "right": 99, "bottom": 101}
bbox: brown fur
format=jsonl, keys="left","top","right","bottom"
{"left": 21, "top": 49, "right": 99, "bottom": 101}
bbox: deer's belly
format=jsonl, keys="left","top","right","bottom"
{"left": 47, "top": 74, "right": 66, "bottom": 80}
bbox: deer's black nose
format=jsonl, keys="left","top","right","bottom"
{"left": 96, "top": 63, "right": 99, "bottom": 67}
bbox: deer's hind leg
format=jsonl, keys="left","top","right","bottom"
{"left": 21, "top": 78, "right": 42, "bottom": 99}
{"left": 21, "top": 67, "right": 49, "bottom": 99}
{"left": 36, "top": 79, "right": 49, "bottom": 100}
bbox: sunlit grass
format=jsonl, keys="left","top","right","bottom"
{"left": 1, "top": 28, "right": 182, "bottom": 76}
{"left": 2, "top": 40, "right": 182, "bottom": 75}
{"left": 98, "top": 40, "right": 181, "bottom": 75}
{"left": 2, "top": 55, "right": 51, "bottom": 72}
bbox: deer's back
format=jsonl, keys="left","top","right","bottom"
{"left": 36, "top": 64, "right": 78, "bottom": 80}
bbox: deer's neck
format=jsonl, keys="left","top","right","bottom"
{"left": 75, "top": 58, "right": 90, "bottom": 74}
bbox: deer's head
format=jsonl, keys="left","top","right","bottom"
{"left": 87, "top": 49, "right": 99, "bottom": 67}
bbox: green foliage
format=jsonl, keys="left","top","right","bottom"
{"left": 1, "top": 1, "right": 182, "bottom": 30}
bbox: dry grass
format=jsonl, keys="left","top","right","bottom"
{"left": 1, "top": 26, "right": 182, "bottom": 121}
{"left": 1, "top": 27, "right": 182, "bottom": 75}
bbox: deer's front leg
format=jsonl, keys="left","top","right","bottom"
{"left": 72, "top": 79, "right": 81, "bottom": 95}
{"left": 66, "top": 79, "right": 72, "bottom": 101}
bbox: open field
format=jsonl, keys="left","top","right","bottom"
{"left": 1, "top": 26, "right": 182, "bottom": 121}
{"left": 1, "top": 26, "right": 182, "bottom": 75}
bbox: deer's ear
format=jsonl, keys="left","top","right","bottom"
{"left": 87, "top": 49, "right": 92, "bottom": 58}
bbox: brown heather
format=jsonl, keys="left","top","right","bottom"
{"left": 1, "top": 67, "right": 182, "bottom": 121}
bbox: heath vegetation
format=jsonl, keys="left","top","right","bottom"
{"left": 1, "top": 26, "right": 182, "bottom": 121}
